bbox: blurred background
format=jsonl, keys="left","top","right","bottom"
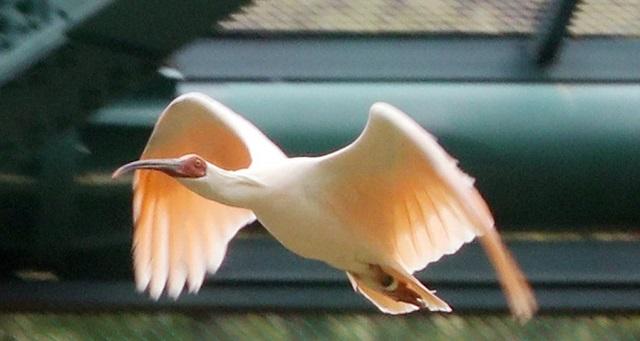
{"left": 1, "top": 0, "right": 639, "bottom": 339}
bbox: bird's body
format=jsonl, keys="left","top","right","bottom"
{"left": 244, "top": 157, "right": 381, "bottom": 275}
{"left": 114, "top": 92, "right": 537, "bottom": 319}
{"left": 226, "top": 157, "right": 362, "bottom": 271}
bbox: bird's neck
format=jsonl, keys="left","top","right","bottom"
{"left": 178, "top": 165, "right": 263, "bottom": 208}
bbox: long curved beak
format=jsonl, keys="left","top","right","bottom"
{"left": 112, "top": 158, "right": 181, "bottom": 178}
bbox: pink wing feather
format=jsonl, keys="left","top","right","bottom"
{"left": 319, "top": 102, "right": 536, "bottom": 319}
{"left": 132, "top": 93, "right": 285, "bottom": 299}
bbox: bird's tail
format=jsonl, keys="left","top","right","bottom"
{"left": 346, "top": 266, "right": 451, "bottom": 315}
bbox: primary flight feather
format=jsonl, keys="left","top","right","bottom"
{"left": 113, "top": 92, "right": 537, "bottom": 320}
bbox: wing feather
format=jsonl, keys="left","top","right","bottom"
{"left": 186, "top": 212, "right": 206, "bottom": 293}
{"left": 131, "top": 92, "right": 285, "bottom": 298}
{"left": 406, "top": 193, "right": 434, "bottom": 261}
{"left": 133, "top": 195, "right": 154, "bottom": 291}
{"left": 318, "top": 102, "right": 536, "bottom": 319}
{"left": 149, "top": 199, "right": 169, "bottom": 299}
{"left": 167, "top": 189, "right": 189, "bottom": 298}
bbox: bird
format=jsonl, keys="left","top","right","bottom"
{"left": 113, "top": 92, "right": 537, "bottom": 320}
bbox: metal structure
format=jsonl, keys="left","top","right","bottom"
{"left": 0, "top": 0, "right": 247, "bottom": 269}
{"left": 532, "top": 0, "right": 580, "bottom": 65}
{"left": 3, "top": 238, "right": 640, "bottom": 312}
{"left": 1, "top": 0, "right": 639, "bottom": 314}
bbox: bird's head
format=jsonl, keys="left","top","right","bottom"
{"left": 112, "top": 154, "right": 208, "bottom": 179}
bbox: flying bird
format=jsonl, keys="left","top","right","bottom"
{"left": 113, "top": 92, "right": 537, "bottom": 320}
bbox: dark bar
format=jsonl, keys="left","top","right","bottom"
{"left": 533, "top": 0, "right": 579, "bottom": 66}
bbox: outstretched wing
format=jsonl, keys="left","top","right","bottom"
{"left": 132, "top": 92, "right": 285, "bottom": 299}
{"left": 318, "top": 102, "right": 536, "bottom": 319}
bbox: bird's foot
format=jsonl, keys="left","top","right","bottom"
{"left": 385, "top": 280, "right": 426, "bottom": 308}
{"left": 373, "top": 265, "right": 425, "bottom": 309}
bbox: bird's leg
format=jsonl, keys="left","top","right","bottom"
{"left": 387, "top": 282, "right": 426, "bottom": 308}
{"left": 368, "top": 265, "right": 426, "bottom": 308}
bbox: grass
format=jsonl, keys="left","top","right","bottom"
{"left": 1, "top": 313, "right": 640, "bottom": 340}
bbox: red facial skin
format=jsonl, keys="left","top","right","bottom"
{"left": 112, "top": 155, "right": 207, "bottom": 179}
{"left": 177, "top": 155, "right": 207, "bottom": 178}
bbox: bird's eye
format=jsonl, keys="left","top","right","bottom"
{"left": 194, "top": 159, "right": 202, "bottom": 168}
